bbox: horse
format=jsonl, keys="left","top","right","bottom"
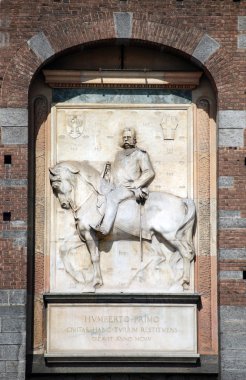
{"left": 49, "top": 160, "right": 196, "bottom": 290}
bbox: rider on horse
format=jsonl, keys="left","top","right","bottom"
{"left": 92, "top": 127, "right": 155, "bottom": 235}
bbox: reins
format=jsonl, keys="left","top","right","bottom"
{"left": 67, "top": 182, "right": 96, "bottom": 243}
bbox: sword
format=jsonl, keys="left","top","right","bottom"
{"left": 139, "top": 202, "right": 143, "bottom": 262}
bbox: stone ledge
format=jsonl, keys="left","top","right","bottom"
{"left": 45, "top": 352, "right": 200, "bottom": 365}
{"left": 44, "top": 293, "right": 201, "bottom": 305}
{"left": 30, "top": 354, "right": 218, "bottom": 374}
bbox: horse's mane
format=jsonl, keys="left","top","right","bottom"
{"left": 55, "top": 160, "right": 102, "bottom": 193}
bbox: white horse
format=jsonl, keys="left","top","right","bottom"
{"left": 49, "top": 161, "right": 196, "bottom": 290}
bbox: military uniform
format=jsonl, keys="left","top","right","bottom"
{"left": 98, "top": 146, "right": 155, "bottom": 234}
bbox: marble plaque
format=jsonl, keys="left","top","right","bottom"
{"left": 48, "top": 104, "right": 195, "bottom": 293}
{"left": 46, "top": 303, "right": 197, "bottom": 358}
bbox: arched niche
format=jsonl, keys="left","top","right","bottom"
{"left": 27, "top": 40, "right": 218, "bottom": 375}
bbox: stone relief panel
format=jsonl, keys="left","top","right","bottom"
{"left": 47, "top": 303, "right": 197, "bottom": 357}
{"left": 48, "top": 105, "right": 195, "bottom": 293}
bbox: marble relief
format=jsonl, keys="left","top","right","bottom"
{"left": 47, "top": 304, "right": 197, "bottom": 357}
{"left": 49, "top": 105, "right": 196, "bottom": 293}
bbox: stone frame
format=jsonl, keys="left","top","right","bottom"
{"left": 30, "top": 73, "right": 218, "bottom": 374}
{"left": 48, "top": 102, "right": 195, "bottom": 293}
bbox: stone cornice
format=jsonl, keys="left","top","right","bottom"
{"left": 43, "top": 70, "right": 202, "bottom": 89}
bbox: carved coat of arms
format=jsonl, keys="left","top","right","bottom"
{"left": 160, "top": 115, "right": 178, "bottom": 140}
{"left": 67, "top": 115, "right": 84, "bottom": 139}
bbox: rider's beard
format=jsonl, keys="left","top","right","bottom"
{"left": 124, "top": 142, "right": 135, "bottom": 149}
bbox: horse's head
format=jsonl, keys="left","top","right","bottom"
{"left": 49, "top": 163, "right": 79, "bottom": 209}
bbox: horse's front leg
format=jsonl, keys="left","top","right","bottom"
{"left": 84, "top": 229, "right": 103, "bottom": 287}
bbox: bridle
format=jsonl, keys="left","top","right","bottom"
{"left": 68, "top": 199, "right": 86, "bottom": 243}
{"left": 52, "top": 168, "right": 98, "bottom": 242}
{"left": 64, "top": 180, "right": 96, "bottom": 243}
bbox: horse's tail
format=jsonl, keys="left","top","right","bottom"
{"left": 175, "top": 198, "right": 196, "bottom": 260}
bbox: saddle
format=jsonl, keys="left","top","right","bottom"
{"left": 114, "top": 198, "right": 151, "bottom": 240}
{"left": 96, "top": 178, "right": 151, "bottom": 240}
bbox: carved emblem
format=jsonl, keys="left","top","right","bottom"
{"left": 66, "top": 115, "right": 84, "bottom": 139}
{"left": 160, "top": 115, "right": 178, "bottom": 140}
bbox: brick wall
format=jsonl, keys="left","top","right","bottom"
{"left": 0, "top": 1, "right": 245, "bottom": 379}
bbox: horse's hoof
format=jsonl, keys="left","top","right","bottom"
{"left": 182, "top": 282, "right": 190, "bottom": 290}
{"left": 93, "top": 279, "right": 103, "bottom": 287}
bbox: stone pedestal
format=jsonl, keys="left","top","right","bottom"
{"left": 44, "top": 294, "right": 200, "bottom": 364}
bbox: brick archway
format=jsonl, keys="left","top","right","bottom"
{"left": 0, "top": 11, "right": 236, "bottom": 108}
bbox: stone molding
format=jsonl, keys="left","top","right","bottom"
{"left": 44, "top": 293, "right": 201, "bottom": 304}
{"left": 43, "top": 70, "right": 203, "bottom": 89}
